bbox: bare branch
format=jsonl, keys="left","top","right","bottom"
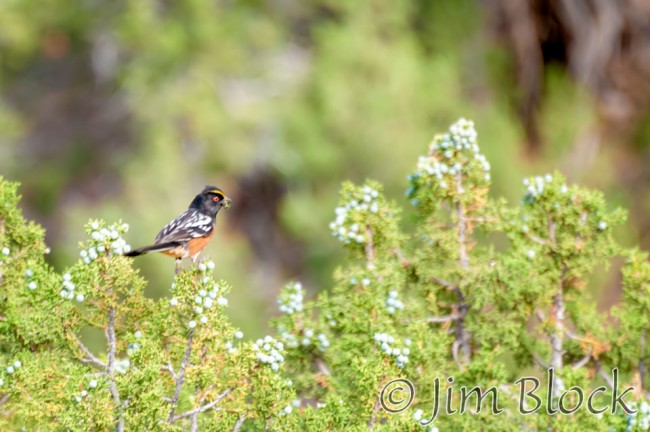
{"left": 426, "top": 313, "right": 460, "bottom": 323}
{"left": 171, "top": 387, "right": 233, "bottom": 422}
{"left": 68, "top": 331, "right": 106, "bottom": 369}
{"left": 572, "top": 346, "right": 593, "bottom": 369}
{"left": 368, "top": 394, "right": 381, "bottom": 430}
{"left": 595, "top": 361, "right": 615, "bottom": 389}
{"left": 167, "top": 328, "right": 195, "bottom": 422}
{"left": 525, "top": 233, "right": 549, "bottom": 246}
{"left": 315, "top": 358, "right": 330, "bottom": 376}
{"left": 161, "top": 364, "right": 177, "bottom": 380}
{"left": 391, "top": 247, "right": 411, "bottom": 268}
{"left": 106, "top": 305, "right": 124, "bottom": 432}
{"left": 365, "top": 225, "right": 376, "bottom": 269}
{"left": 431, "top": 277, "right": 457, "bottom": 291}
{"left": 641, "top": 330, "right": 646, "bottom": 392}
{"left": 532, "top": 352, "right": 549, "bottom": 369}
{"left": 563, "top": 327, "right": 581, "bottom": 341}
{"left": 233, "top": 413, "right": 247, "bottom": 432}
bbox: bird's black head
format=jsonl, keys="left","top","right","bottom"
{"left": 190, "top": 186, "right": 232, "bottom": 217}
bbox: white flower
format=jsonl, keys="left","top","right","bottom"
{"left": 526, "top": 250, "right": 536, "bottom": 259}
{"left": 234, "top": 331, "right": 244, "bottom": 339}
{"left": 169, "top": 298, "right": 178, "bottom": 307}
{"left": 217, "top": 297, "right": 228, "bottom": 306}
{"left": 283, "top": 405, "right": 292, "bottom": 414}
{"left": 13, "top": 361, "right": 21, "bottom": 369}
{"left": 413, "top": 409, "right": 423, "bottom": 421}
{"left": 188, "top": 320, "right": 197, "bottom": 329}
{"left": 200, "top": 316, "right": 208, "bottom": 324}
{"left": 134, "top": 331, "right": 142, "bottom": 339}
{"left": 27, "top": 281, "right": 37, "bottom": 291}
{"left": 1, "top": 247, "right": 9, "bottom": 256}
{"left": 598, "top": 221, "right": 607, "bottom": 231}
{"left": 88, "top": 380, "right": 98, "bottom": 389}
{"left": 76, "top": 294, "right": 85, "bottom": 302}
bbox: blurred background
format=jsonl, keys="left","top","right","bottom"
{"left": 1, "top": 0, "right": 650, "bottom": 336}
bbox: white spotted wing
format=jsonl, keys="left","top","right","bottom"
{"left": 154, "top": 209, "right": 214, "bottom": 244}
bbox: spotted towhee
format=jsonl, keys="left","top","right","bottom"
{"left": 125, "top": 186, "right": 231, "bottom": 268}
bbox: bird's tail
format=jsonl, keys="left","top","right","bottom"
{"left": 123, "top": 242, "right": 181, "bottom": 257}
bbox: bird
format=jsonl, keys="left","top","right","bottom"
{"left": 124, "top": 186, "right": 231, "bottom": 272}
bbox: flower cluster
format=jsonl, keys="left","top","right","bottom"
{"left": 115, "top": 358, "right": 130, "bottom": 374}
{"left": 197, "top": 259, "right": 216, "bottom": 272}
{"left": 277, "top": 281, "right": 304, "bottom": 314}
{"left": 25, "top": 268, "right": 37, "bottom": 291}
{"left": 412, "top": 410, "right": 439, "bottom": 432}
{"left": 627, "top": 400, "right": 650, "bottom": 430}
{"left": 1, "top": 359, "right": 22, "bottom": 387}
{"left": 59, "top": 272, "right": 84, "bottom": 302}
{"left": 75, "top": 378, "right": 101, "bottom": 402}
{"left": 127, "top": 331, "right": 142, "bottom": 356}
{"left": 407, "top": 118, "right": 489, "bottom": 205}
{"left": 373, "top": 333, "right": 411, "bottom": 368}
{"left": 80, "top": 221, "right": 131, "bottom": 264}
{"left": 223, "top": 331, "right": 244, "bottom": 355}
{"left": 329, "top": 184, "right": 380, "bottom": 244}
{"left": 385, "top": 290, "right": 404, "bottom": 315}
{"left": 522, "top": 174, "right": 559, "bottom": 203}
{"left": 252, "top": 336, "right": 285, "bottom": 372}
{"left": 279, "top": 400, "right": 301, "bottom": 416}
{"left": 171, "top": 277, "right": 228, "bottom": 328}
{"left": 301, "top": 329, "right": 330, "bottom": 351}
{"left": 278, "top": 328, "right": 298, "bottom": 348}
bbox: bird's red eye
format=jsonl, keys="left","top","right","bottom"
{"left": 213, "top": 196, "right": 221, "bottom": 202}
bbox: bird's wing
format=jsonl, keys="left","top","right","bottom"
{"left": 154, "top": 209, "right": 214, "bottom": 244}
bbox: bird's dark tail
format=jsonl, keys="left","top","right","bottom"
{"left": 124, "top": 242, "right": 181, "bottom": 257}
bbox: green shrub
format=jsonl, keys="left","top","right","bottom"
{"left": 0, "top": 119, "right": 646, "bottom": 431}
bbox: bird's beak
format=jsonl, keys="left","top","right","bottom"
{"left": 223, "top": 197, "right": 232, "bottom": 209}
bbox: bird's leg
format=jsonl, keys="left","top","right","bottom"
{"left": 175, "top": 259, "right": 181, "bottom": 275}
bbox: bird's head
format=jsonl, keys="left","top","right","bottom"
{"left": 191, "top": 186, "right": 232, "bottom": 217}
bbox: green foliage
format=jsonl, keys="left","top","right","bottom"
{"left": 1, "top": 120, "right": 650, "bottom": 430}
